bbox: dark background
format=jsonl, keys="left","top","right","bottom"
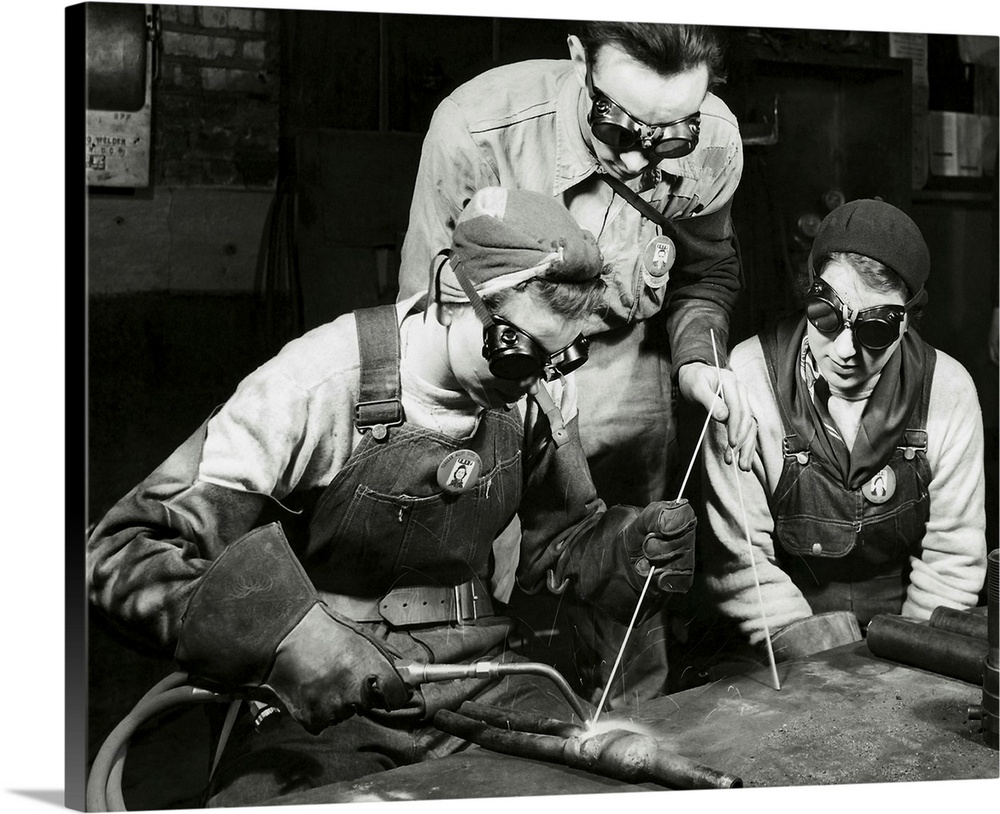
{"left": 74, "top": 5, "right": 998, "bottom": 809}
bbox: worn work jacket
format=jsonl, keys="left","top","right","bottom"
{"left": 397, "top": 58, "right": 744, "bottom": 371}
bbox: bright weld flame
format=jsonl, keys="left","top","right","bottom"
{"left": 580, "top": 716, "right": 657, "bottom": 742}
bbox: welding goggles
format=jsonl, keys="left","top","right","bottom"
{"left": 585, "top": 64, "right": 700, "bottom": 159}
{"left": 484, "top": 316, "right": 589, "bottom": 382}
{"left": 805, "top": 277, "right": 918, "bottom": 352}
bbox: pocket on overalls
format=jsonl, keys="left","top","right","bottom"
{"left": 466, "top": 453, "right": 522, "bottom": 552}
{"left": 355, "top": 486, "right": 461, "bottom": 578}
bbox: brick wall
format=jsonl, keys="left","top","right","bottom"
{"left": 88, "top": 5, "right": 282, "bottom": 294}
{"left": 155, "top": 4, "right": 280, "bottom": 188}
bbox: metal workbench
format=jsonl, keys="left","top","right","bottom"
{"left": 274, "top": 641, "right": 999, "bottom": 805}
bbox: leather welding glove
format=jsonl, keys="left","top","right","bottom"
{"left": 175, "top": 523, "right": 410, "bottom": 734}
{"left": 768, "top": 611, "right": 862, "bottom": 663}
{"left": 559, "top": 499, "right": 697, "bottom": 625}
{"left": 627, "top": 500, "right": 698, "bottom": 594}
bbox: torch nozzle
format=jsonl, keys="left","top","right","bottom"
{"left": 396, "top": 659, "right": 591, "bottom": 723}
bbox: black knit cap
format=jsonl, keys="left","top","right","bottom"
{"left": 809, "top": 198, "right": 930, "bottom": 300}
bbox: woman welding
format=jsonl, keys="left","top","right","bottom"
{"left": 87, "top": 187, "right": 698, "bottom": 806}
{"left": 701, "top": 198, "right": 987, "bottom": 660}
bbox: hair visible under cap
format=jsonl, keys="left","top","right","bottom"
{"left": 482, "top": 270, "right": 610, "bottom": 321}
{"left": 822, "top": 252, "right": 908, "bottom": 298}
{"left": 578, "top": 21, "right": 726, "bottom": 87}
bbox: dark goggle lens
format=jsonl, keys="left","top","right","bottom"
{"left": 805, "top": 298, "right": 843, "bottom": 334}
{"left": 805, "top": 298, "right": 902, "bottom": 351}
{"left": 547, "top": 335, "right": 589, "bottom": 378}
{"left": 591, "top": 121, "right": 637, "bottom": 151}
{"left": 651, "top": 136, "right": 696, "bottom": 159}
{"left": 484, "top": 323, "right": 546, "bottom": 380}
{"left": 853, "top": 316, "right": 902, "bottom": 351}
{"left": 490, "top": 351, "right": 543, "bottom": 381}
{"left": 484, "top": 323, "right": 589, "bottom": 381}
{"left": 591, "top": 121, "right": 696, "bottom": 158}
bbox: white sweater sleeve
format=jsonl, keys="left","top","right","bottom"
{"left": 198, "top": 314, "right": 364, "bottom": 499}
{"left": 902, "top": 351, "right": 988, "bottom": 618}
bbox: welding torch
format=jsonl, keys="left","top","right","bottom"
{"left": 397, "top": 660, "right": 743, "bottom": 790}
{"left": 395, "top": 659, "right": 591, "bottom": 723}
{"left": 246, "top": 658, "right": 592, "bottom": 729}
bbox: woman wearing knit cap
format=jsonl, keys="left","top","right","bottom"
{"left": 87, "top": 187, "right": 698, "bottom": 806}
{"left": 700, "top": 198, "right": 988, "bottom": 662}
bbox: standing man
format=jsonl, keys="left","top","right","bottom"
{"left": 399, "top": 21, "right": 754, "bottom": 506}
{"left": 397, "top": 20, "right": 754, "bottom": 704}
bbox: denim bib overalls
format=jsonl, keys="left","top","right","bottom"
{"left": 760, "top": 326, "right": 935, "bottom": 628}
{"left": 209, "top": 307, "right": 582, "bottom": 805}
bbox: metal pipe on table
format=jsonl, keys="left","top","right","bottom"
{"left": 866, "top": 613, "right": 988, "bottom": 685}
{"left": 981, "top": 550, "right": 999, "bottom": 748}
{"left": 929, "top": 606, "right": 989, "bottom": 641}
{"left": 433, "top": 703, "right": 743, "bottom": 790}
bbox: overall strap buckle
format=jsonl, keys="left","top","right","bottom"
{"left": 898, "top": 429, "right": 928, "bottom": 461}
{"left": 354, "top": 305, "right": 404, "bottom": 441}
{"left": 782, "top": 434, "right": 810, "bottom": 465}
{"left": 354, "top": 399, "right": 403, "bottom": 441}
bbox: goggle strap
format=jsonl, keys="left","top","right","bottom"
{"left": 905, "top": 287, "right": 927, "bottom": 310}
{"left": 529, "top": 380, "right": 570, "bottom": 448}
{"left": 430, "top": 251, "right": 450, "bottom": 313}
{"left": 452, "top": 259, "right": 496, "bottom": 328}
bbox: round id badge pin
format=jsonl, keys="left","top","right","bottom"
{"left": 641, "top": 234, "right": 676, "bottom": 289}
{"left": 437, "top": 450, "right": 482, "bottom": 494}
{"left": 861, "top": 465, "right": 896, "bottom": 505}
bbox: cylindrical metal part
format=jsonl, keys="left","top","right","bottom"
{"left": 983, "top": 550, "right": 999, "bottom": 748}
{"left": 983, "top": 663, "right": 999, "bottom": 749}
{"left": 866, "top": 614, "right": 988, "bottom": 685}
{"left": 988, "top": 550, "right": 999, "bottom": 667}
{"left": 432, "top": 709, "right": 743, "bottom": 790}
{"left": 929, "top": 606, "right": 989, "bottom": 641}
{"left": 434, "top": 709, "right": 572, "bottom": 763}
{"left": 456, "top": 700, "right": 585, "bottom": 738}
{"left": 569, "top": 729, "right": 743, "bottom": 790}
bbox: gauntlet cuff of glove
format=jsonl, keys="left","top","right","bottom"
{"left": 175, "top": 522, "right": 319, "bottom": 688}
{"left": 768, "top": 610, "right": 862, "bottom": 663}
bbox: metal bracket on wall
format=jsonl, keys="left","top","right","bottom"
{"left": 741, "top": 95, "right": 780, "bottom": 146}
